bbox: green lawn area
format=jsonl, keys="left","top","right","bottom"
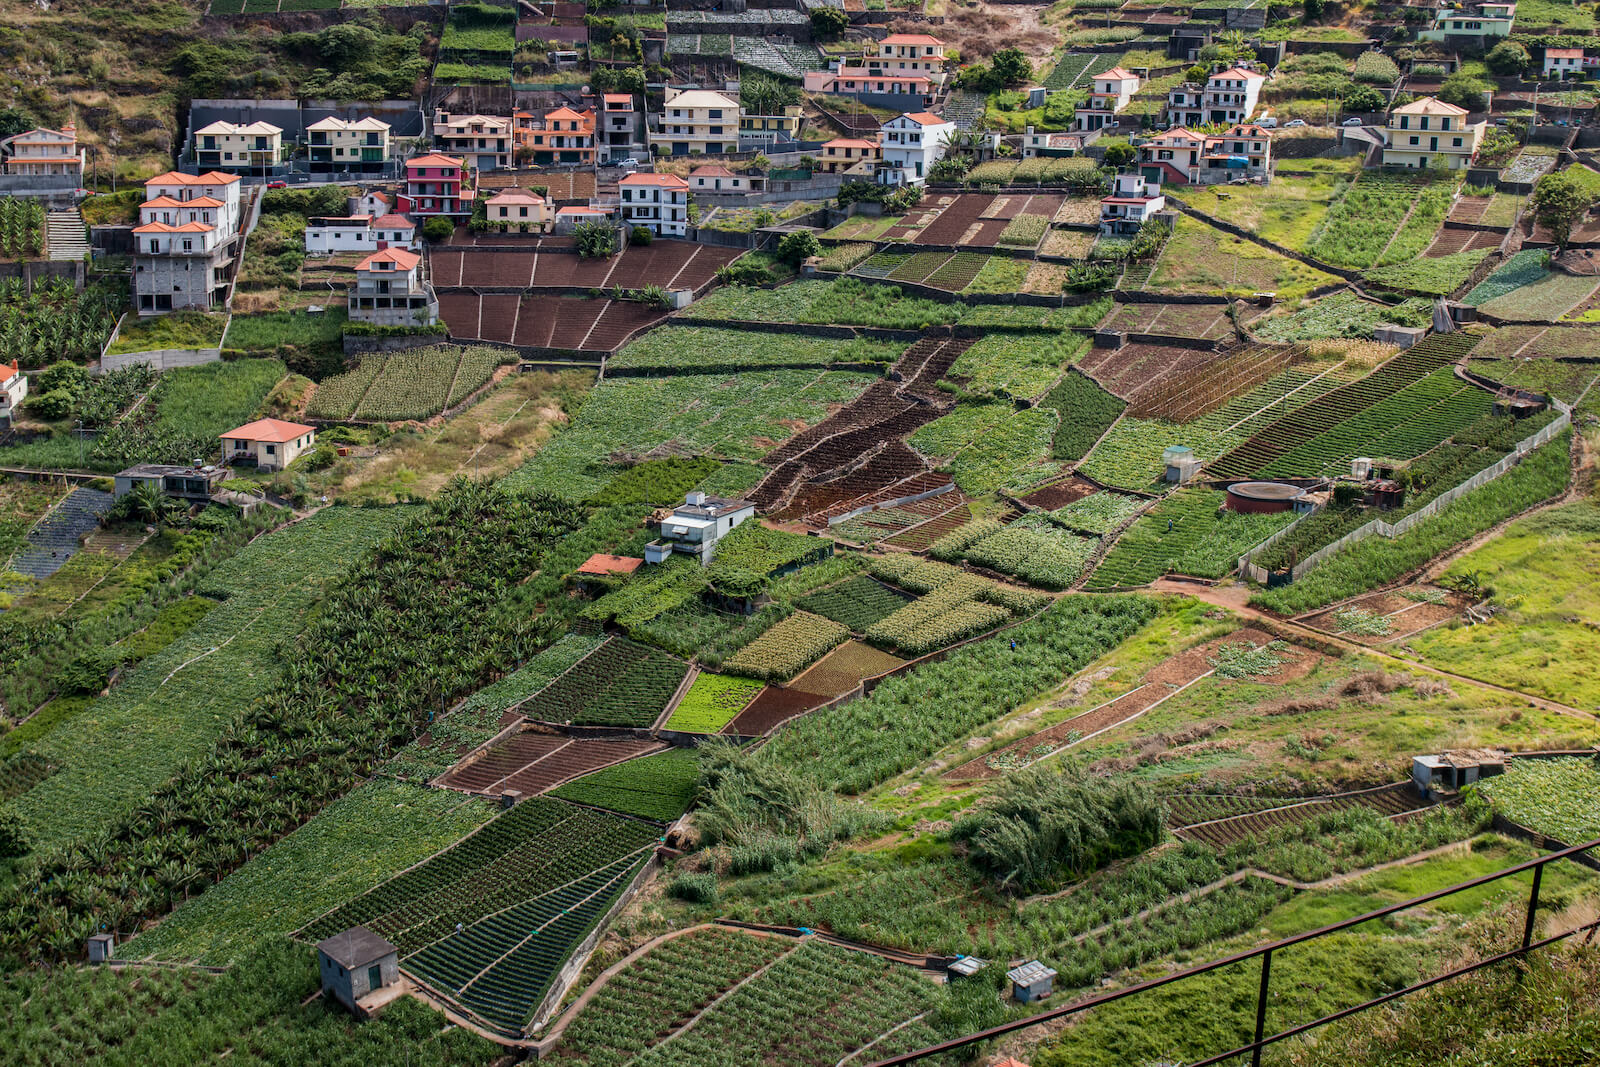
{"left": 108, "top": 311, "right": 228, "bottom": 354}
{"left": 1148, "top": 216, "right": 1337, "bottom": 300}
{"left": 222, "top": 307, "right": 348, "bottom": 355}
{"left": 822, "top": 213, "right": 904, "bottom": 240}
{"left": 1410, "top": 500, "right": 1600, "bottom": 709}
{"left": 1181, "top": 157, "right": 1359, "bottom": 251}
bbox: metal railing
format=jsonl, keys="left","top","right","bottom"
{"left": 869, "top": 836, "right": 1600, "bottom": 1066}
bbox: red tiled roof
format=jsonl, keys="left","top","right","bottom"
{"left": 823, "top": 138, "right": 879, "bottom": 149}
{"left": 603, "top": 93, "right": 634, "bottom": 104}
{"left": 221, "top": 417, "right": 315, "bottom": 444}
{"left": 901, "top": 112, "right": 946, "bottom": 126}
{"left": 356, "top": 247, "right": 421, "bottom": 271}
{"left": 146, "top": 170, "right": 239, "bottom": 186}
{"left": 370, "top": 213, "right": 414, "bottom": 228}
{"left": 407, "top": 153, "right": 466, "bottom": 169}
{"left": 620, "top": 172, "right": 689, "bottom": 188}
{"left": 132, "top": 221, "right": 215, "bottom": 234}
{"left": 881, "top": 33, "right": 943, "bottom": 45}
{"left": 576, "top": 553, "right": 644, "bottom": 576}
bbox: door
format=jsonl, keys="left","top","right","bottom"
{"left": 1429, "top": 137, "right": 1438, "bottom": 151}
{"left": 367, "top": 964, "right": 382, "bottom": 991}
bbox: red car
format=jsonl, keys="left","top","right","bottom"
{"left": 266, "top": 180, "right": 288, "bottom": 189}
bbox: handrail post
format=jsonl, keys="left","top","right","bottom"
{"left": 1250, "top": 947, "right": 1272, "bottom": 1067}
{"left": 1522, "top": 863, "right": 1544, "bottom": 950}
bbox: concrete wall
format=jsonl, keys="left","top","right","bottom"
{"left": 0, "top": 259, "right": 83, "bottom": 288}
{"left": 343, "top": 332, "right": 444, "bottom": 355}
{"left": 99, "top": 348, "right": 223, "bottom": 374}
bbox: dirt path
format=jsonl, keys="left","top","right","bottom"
{"left": 1146, "top": 579, "right": 1595, "bottom": 722}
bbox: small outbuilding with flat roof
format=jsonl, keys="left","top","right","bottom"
{"left": 1007, "top": 960, "right": 1057, "bottom": 1003}
{"left": 317, "top": 926, "right": 400, "bottom": 1014}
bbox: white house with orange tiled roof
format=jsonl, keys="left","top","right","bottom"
{"left": 620, "top": 171, "right": 688, "bottom": 236}
{"left": 1100, "top": 172, "right": 1165, "bottom": 235}
{"left": 0, "top": 360, "right": 28, "bottom": 428}
{"left": 1165, "top": 66, "right": 1266, "bottom": 127}
{"left": 878, "top": 112, "right": 954, "bottom": 186}
{"left": 869, "top": 33, "right": 946, "bottom": 75}
{"left": 1543, "top": 46, "right": 1593, "bottom": 78}
{"left": 1075, "top": 68, "right": 1141, "bottom": 131}
{"left": 688, "top": 164, "right": 751, "bottom": 193}
{"left": 220, "top": 418, "right": 317, "bottom": 472}
{"left": 0, "top": 124, "right": 85, "bottom": 178}
{"left": 1138, "top": 123, "right": 1272, "bottom": 185}
{"left": 304, "top": 211, "right": 417, "bottom": 255}
{"left": 133, "top": 170, "right": 242, "bottom": 314}
{"left": 349, "top": 246, "right": 438, "bottom": 327}
{"left": 819, "top": 136, "right": 882, "bottom": 174}
{"left": 485, "top": 189, "right": 549, "bottom": 230}
{"left": 1381, "top": 97, "right": 1485, "bottom": 171}
{"left": 554, "top": 204, "right": 614, "bottom": 234}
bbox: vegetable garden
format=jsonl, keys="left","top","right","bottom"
{"left": 307, "top": 346, "right": 511, "bottom": 421}
{"left": 522, "top": 637, "right": 689, "bottom": 728}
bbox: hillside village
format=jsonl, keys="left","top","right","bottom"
{"left": 1, "top": 0, "right": 1600, "bottom": 1062}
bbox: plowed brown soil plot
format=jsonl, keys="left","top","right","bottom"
{"left": 442, "top": 228, "right": 576, "bottom": 248}
{"left": 461, "top": 252, "right": 537, "bottom": 287}
{"left": 1078, "top": 341, "right": 1226, "bottom": 401}
{"left": 437, "top": 724, "right": 662, "bottom": 796}
{"left": 1174, "top": 783, "right": 1436, "bottom": 848}
{"left": 1019, "top": 476, "right": 1099, "bottom": 510}
{"left": 915, "top": 194, "right": 994, "bottom": 245}
{"left": 879, "top": 498, "right": 974, "bottom": 550}
{"left": 441, "top": 293, "right": 665, "bottom": 351}
{"left": 476, "top": 170, "right": 596, "bottom": 200}
{"left": 1130, "top": 342, "right": 1305, "bottom": 421}
{"left": 880, "top": 196, "right": 950, "bottom": 241}
{"left": 790, "top": 640, "right": 906, "bottom": 698}
{"left": 1447, "top": 197, "right": 1490, "bottom": 224}
{"left": 1426, "top": 227, "right": 1503, "bottom": 257}
{"left": 1300, "top": 586, "right": 1466, "bottom": 644}
{"left": 751, "top": 335, "right": 972, "bottom": 524}
{"left": 438, "top": 291, "right": 482, "bottom": 337}
{"left": 1103, "top": 302, "right": 1235, "bottom": 341}
{"left": 723, "top": 684, "right": 832, "bottom": 736}
{"left": 944, "top": 629, "right": 1318, "bottom": 780}
{"left": 982, "top": 193, "right": 1064, "bottom": 221}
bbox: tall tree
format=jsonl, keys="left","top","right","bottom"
{"left": 1530, "top": 170, "right": 1596, "bottom": 249}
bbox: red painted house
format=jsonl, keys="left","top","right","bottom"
{"left": 397, "top": 153, "right": 469, "bottom": 220}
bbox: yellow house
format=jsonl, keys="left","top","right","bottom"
{"left": 306, "top": 117, "right": 392, "bottom": 171}
{"left": 194, "top": 121, "right": 283, "bottom": 172}
{"left": 738, "top": 105, "right": 803, "bottom": 149}
{"left": 1381, "top": 97, "right": 1485, "bottom": 171}
{"left": 220, "top": 418, "right": 316, "bottom": 472}
{"left": 651, "top": 88, "right": 741, "bottom": 157}
{"left": 485, "top": 189, "right": 548, "bottom": 228}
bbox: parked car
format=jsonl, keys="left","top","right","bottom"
{"left": 1257, "top": 116, "right": 1278, "bottom": 128}
{"left": 266, "top": 180, "right": 288, "bottom": 189}
{"left": 1341, "top": 118, "right": 1364, "bottom": 127}
{"left": 612, "top": 158, "right": 638, "bottom": 169}
{"left": 1285, "top": 119, "right": 1307, "bottom": 128}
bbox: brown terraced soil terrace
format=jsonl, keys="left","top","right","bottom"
{"left": 1100, "top": 301, "right": 1234, "bottom": 341}
{"left": 722, "top": 683, "right": 834, "bottom": 736}
{"left": 979, "top": 193, "right": 1064, "bottom": 221}
{"left": 442, "top": 231, "right": 576, "bottom": 249}
{"left": 436, "top": 725, "right": 663, "bottom": 796}
{"left": 830, "top": 491, "right": 968, "bottom": 543}
{"left": 437, "top": 293, "right": 664, "bottom": 351}
{"left": 474, "top": 170, "right": 597, "bottom": 200}
{"left": 751, "top": 336, "right": 974, "bottom": 525}
{"left": 1172, "top": 782, "right": 1438, "bottom": 848}
{"left": 1424, "top": 227, "right": 1503, "bottom": 257}
{"left": 1018, "top": 476, "right": 1100, "bottom": 511}
{"left": 1446, "top": 196, "right": 1491, "bottom": 225}
{"left": 944, "top": 629, "right": 1320, "bottom": 781}
{"left": 1207, "top": 334, "right": 1476, "bottom": 480}
{"left": 430, "top": 241, "right": 741, "bottom": 290}
{"left": 879, "top": 499, "right": 977, "bottom": 551}
{"left": 1129, "top": 343, "right": 1309, "bottom": 421}
{"left": 878, "top": 197, "right": 949, "bottom": 242}
{"left": 1299, "top": 586, "right": 1468, "bottom": 644}
{"left": 913, "top": 194, "right": 997, "bottom": 245}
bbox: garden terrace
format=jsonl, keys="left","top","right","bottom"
{"left": 437, "top": 293, "right": 663, "bottom": 352}
{"left": 1298, "top": 586, "right": 1473, "bottom": 645}
{"left": 1173, "top": 783, "right": 1437, "bottom": 849}
{"left": 1078, "top": 340, "right": 1234, "bottom": 403}
{"left": 1147, "top": 216, "right": 1338, "bottom": 301}
{"left": 911, "top": 193, "right": 1018, "bottom": 247}
{"left": 1304, "top": 171, "right": 1459, "bottom": 271}
{"left": 1423, "top": 226, "right": 1503, "bottom": 258}
{"left": 548, "top": 747, "right": 699, "bottom": 822}
{"left": 750, "top": 336, "right": 971, "bottom": 525}
{"left": 1100, "top": 302, "right": 1236, "bottom": 342}
{"left": 880, "top": 498, "right": 986, "bottom": 551}
{"left": 661, "top": 672, "right": 764, "bottom": 734}
{"left": 606, "top": 326, "right": 906, "bottom": 373}
{"left": 436, "top": 726, "right": 664, "bottom": 796}
{"left": 307, "top": 347, "right": 511, "bottom": 422}
{"left": 429, "top": 242, "right": 740, "bottom": 290}
{"left": 517, "top": 636, "right": 689, "bottom": 728}
{"left": 474, "top": 170, "right": 596, "bottom": 201}
{"left": 1208, "top": 333, "right": 1481, "bottom": 479}
{"left": 827, "top": 492, "right": 969, "bottom": 546}
{"left": 1085, "top": 489, "right": 1299, "bottom": 589}
{"left": 1129, "top": 343, "right": 1310, "bottom": 421}
{"left": 299, "top": 796, "right": 662, "bottom": 1035}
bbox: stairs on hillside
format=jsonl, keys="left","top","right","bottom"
{"left": 46, "top": 210, "right": 89, "bottom": 262}
{"left": 5, "top": 487, "right": 114, "bottom": 582}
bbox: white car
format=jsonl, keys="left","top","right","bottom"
{"left": 1342, "top": 117, "right": 1364, "bottom": 127}
{"left": 1257, "top": 116, "right": 1278, "bottom": 128}
{"left": 1285, "top": 119, "right": 1307, "bottom": 128}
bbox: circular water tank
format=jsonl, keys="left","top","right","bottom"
{"left": 1225, "top": 481, "right": 1303, "bottom": 514}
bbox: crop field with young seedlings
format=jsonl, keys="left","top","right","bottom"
{"left": 795, "top": 574, "right": 912, "bottom": 632}
{"left": 945, "top": 331, "right": 1086, "bottom": 400}
{"left": 308, "top": 346, "right": 512, "bottom": 421}
{"left": 662, "top": 672, "right": 765, "bottom": 733}
{"left": 608, "top": 325, "right": 905, "bottom": 372}
{"left": 723, "top": 610, "right": 850, "bottom": 682}
{"left": 1087, "top": 490, "right": 1296, "bottom": 589}
{"left": 550, "top": 747, "right": 700, "bottom": 821}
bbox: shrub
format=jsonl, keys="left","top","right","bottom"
{"left": 28, "top": 389, "right": 74, "bottom": 422}
{"left": 422, "top": 217, "right": 453, "bottom": 243}
{"left": 777, "top": 230, "right": 821, "bottom": 265}
{"left": 632, "top": 225, "right": 653, "bottom": 245}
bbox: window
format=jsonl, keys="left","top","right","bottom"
{"left": 265, "top": 444, "right": 276, "bottom": 455}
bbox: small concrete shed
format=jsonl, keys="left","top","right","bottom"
{"left": 317, "top": 926, "right": 400, "bottom": 1014}
{"left": 1008, "top": 960, "right": 1058, "bottom": 1003}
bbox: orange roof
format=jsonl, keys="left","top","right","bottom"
{"left": 356, "top": 247, "right": 421, "bottom": 271}
{"left": 370, "top": 213, "right": 414, "bottom": 228}
{"left": 1548, "top": 47, "right": 1585, "bottom": 57}
{"left": 823, "top": 138, "right": 879, "bottom": 149}
{"left": 576, "top": 553, "right": 644, "bottom": 577}
{"left": 620, "top": 172, "right": 689, "bottom": 188}
{"left": 556, "top": 205, "right": 608, "bottom": 216}
{"left": 1097, "top": 66, "right": 1138, "bottom": 81}
{"left": 900, "top": 112, "right": 946, "bottom": 126}
{"left": 407, "top": 153, "right": 465, "bottom": 169}
{"left": 132, "top": 221, "right": 215, "bottom": 234}
{"left": 146, "top": 170, "right": 239, "bottom": 186}
{"left": 881, "top": 33, "right": 943, "bottom": 45}
{"left": 487, "top": 189, "right": 546, "bottom": 203}
{"left": 603, "top": 93, "right": 634, "bottom": 104}
{"left": 221, "top": 417, "right": 315, "bottom": 444}
{"left": 1145, "top": 127, "right": 1203, "bottom": 143}
{"left": 545, "top": 106, "right": 592, "bottom": 123}
{"left": 1213, "top": 67, "right": 1266, "bottom": 80}
{"left": 1, "top": 359, "right": 18, "bottom": 384}
{"left": 141, "top": 194, "right": 225, "bottom": 210}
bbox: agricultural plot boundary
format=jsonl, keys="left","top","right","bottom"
{"left": 1238, "top": 401, "right": 1572, "bottom": 584}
